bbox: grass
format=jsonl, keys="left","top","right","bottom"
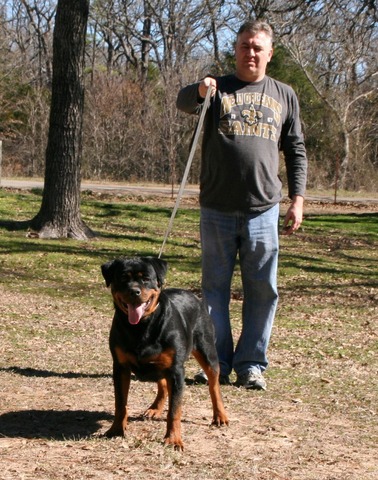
{"left": 1, "top": 190, "right": 203, "bottom": 295}
{"left": 0, "top": 187, "right": 377, "bottom": 479}
{"left": 2, "top": 188, "right": 376, "bottom": 372}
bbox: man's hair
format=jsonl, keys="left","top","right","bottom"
{"left": 237, "top": 20, "right": 274, "bottom": 44}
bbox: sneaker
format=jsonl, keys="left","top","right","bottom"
{"left": 236, "top": 371, "right": 267, "bottom": 390}
{"left": 219, "top": 374, "right": 231, "bottom": 385}
{"left": 193, "top": 369, "right": 230, "bottom": 385}
{"left": 193, "top": 369, "right": 208, "bottom": 384}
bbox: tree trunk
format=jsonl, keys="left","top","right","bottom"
{"left": 30, "top": 0, "right": 94, "bottom": 240}
{"left": 339, "top": 126, "right": 350, "bottom": 190}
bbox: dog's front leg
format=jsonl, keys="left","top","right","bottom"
{"left": 163, "top": 370, "right": 185, "bottom": 451}
{"left": 144, "top": 378, "right": 168, "bottom": 419}
{"left": 105, "top": 363, "right": 131, "bottom": 437}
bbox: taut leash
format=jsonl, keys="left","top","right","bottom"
{"left": 158, "top": 86, "right": 212, "bottom": 259}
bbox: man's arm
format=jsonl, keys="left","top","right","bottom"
{"left": 281, "top": 89, "right": 307, "bottom": 235}
{"left": 176, "top": 77, "right": 217, "bottom": 113}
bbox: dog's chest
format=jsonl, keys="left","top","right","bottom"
{"left": 112, "top": 320, "right": 178, "bottom": 379}
{"left": 114, "top": 342, "right": 175, "bottom": 371}
{"left": 111, "top": 307, "right": 187, "bottom": 378}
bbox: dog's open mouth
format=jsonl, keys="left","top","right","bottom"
{"left": 127, "top": 301, "right": 149, "bottom": 325}
{"left": 113, "top": 293, "right": 157, "bottom": 325}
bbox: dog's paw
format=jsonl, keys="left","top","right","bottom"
{"left": 103, "top": 424, "right": 126, "bottom": 438}
{"left": 143, "top": 408, "right": 163, "bottom": 420}
{"left": 163, "top": 434, "right": 184, "bottom": 451}
{"left": 212, "top": 412, "right": 229, "bottom": 427}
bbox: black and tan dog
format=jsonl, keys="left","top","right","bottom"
{"left": 101, "top": 256, "right": 228, "bottom": 450}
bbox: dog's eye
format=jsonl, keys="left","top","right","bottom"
{"left": 142, "top": 276, "right": 150, "bottom": 282}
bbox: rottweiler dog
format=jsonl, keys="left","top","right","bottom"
{"left": 101, "top": 256, "right": 228, "bottom": 450}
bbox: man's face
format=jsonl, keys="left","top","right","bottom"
{"left": 235, "top": 30, "right": 273, "bottom": 82}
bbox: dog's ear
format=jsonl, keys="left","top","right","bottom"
{"left": 142, "top": 257, "right": 168, "bottom": 287}
{"left": 101, "top": 260, "right": 116, "bottom": 287}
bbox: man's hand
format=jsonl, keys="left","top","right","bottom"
{"left": 198, "top": 77, "right": 217, "bottom": 99}
{"left": 282, "top": 195, "right": 304, "bottom": 235}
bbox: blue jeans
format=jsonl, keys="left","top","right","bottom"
{"left": 200, "top": 205, "right": 279, "bottom": 377}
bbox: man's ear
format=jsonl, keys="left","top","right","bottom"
{"left": 268, "top": 46, "right": 274, "bottom": 62}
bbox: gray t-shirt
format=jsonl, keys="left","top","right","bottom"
{"left": 177, "top": 74, "right": 307, "bottom": 213}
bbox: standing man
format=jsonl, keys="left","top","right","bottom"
{"left": 176, "top": 20, "right": 307, "bottom": 390}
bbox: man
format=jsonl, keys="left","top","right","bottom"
{"left": 176, "top": 20, "right": 307, "bottom": 390}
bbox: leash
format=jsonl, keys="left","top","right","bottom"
{"left": 158, "top": 86, "right": 212, "bottom": 259}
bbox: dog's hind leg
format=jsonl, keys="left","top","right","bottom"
{"left": 192, "top": 350, "right": 229, "bottom": 427}
{"left": 144, "top": 378, "right": 168, "bottom": 419}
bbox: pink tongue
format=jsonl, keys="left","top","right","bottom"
{"left": 128, "top": 303, "right": 147, "bottom": 325}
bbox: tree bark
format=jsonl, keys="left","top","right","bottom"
{"left": 31, "top": 0, "right": 94, "bottom": 239}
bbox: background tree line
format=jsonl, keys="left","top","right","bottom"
{"left": 1, "top": 0, "right": 377, "bottom": 191}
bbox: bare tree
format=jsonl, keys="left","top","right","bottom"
{"left": 1, "top": 0, "right": 377, "bottom": 190}
{"left": 272, "top": 0, "right": 378, "bottom": 188}
{"left": 0, "top": 1, "right": 54, "bottom": 178}
{"left": 30, "top": 0, "right": 94, "bottom": 239}
{"left": 89, "top": 0, "right": 141, "bottom": 77}
{"left": 4, "top": 0, "right": 56, "bottom": 86}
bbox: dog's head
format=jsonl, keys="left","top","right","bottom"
{"left": 101, "top": 256, "right": 168, "bottom": 325}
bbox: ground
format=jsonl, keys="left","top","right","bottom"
{"left": 0, "top": 199, "right": 377, "bottom": 480}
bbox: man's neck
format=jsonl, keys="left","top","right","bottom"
{"left": 235, "top": 72, "right": 266, "bottom": 83}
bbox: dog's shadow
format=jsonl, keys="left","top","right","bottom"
{"left": 0, "top": 367, "right": 202, "bottom": 440}
{"left": 0, "top": 409, "right": 114, "bottom": 440}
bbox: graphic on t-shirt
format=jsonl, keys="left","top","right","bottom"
{"left": 218, "top": 92, "right": 281, "bottom": 141}
{"left": 241, "top": 104, "right": 263, "bottom": 126}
